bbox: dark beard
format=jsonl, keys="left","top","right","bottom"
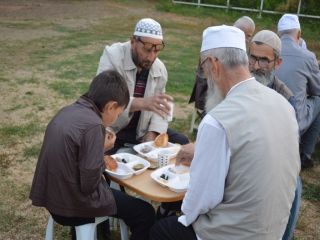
{"left": 132, "top": 47, "right": 153, "bottom": 71}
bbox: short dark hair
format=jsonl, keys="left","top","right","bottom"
{"left": 85, "top": 70, "right": 130, "bottom": 112}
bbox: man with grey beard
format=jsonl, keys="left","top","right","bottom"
{"left": 248, "top": 30, "right": 298, "bottom": 121}
{"left": 249, "top": 29, "right": 301, "bottom": 240}
{"left": 150, "top": 25, "right": 300, "bottom": 240}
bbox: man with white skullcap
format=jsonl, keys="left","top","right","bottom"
{"left": 97, "top": 18, "right": 188, "bottom": 153}
{"left": 275, "top": 14, "right": 320, "bottom": 168}
{"left": 150, "top": 25, "right": 300, "bottom": 240}
{"left": 249, "top": 29, "right": 302, "bottom": 240}
{"left": 96, "top": 18, "right": 189, "bottom": 223}
{"left": 185, "top": 16, "right": 255, "bottom": 162}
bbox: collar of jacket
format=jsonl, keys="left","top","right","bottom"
{"left": 123, "top": 41, "right": 163, "bottom": 78}
{"left": 280, "top": 34, "right": 297, "bottom": 45}
{"left": 77, "top": 95, "right": 102, "bottom": 119}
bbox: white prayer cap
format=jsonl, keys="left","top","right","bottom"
{"left": 200, "top": 25, "right": 246, "bottom": 53}
{"left": 278, "top": 14, "right": 300, "bottom": 31}
{"left": 133, "top": 18, "right": 163, "bottom": 40}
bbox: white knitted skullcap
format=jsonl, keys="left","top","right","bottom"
{"left": 201, "top": 25, "right": 246, "bottom": 53}
{"left": 133, "top": 18, "right": 163, "bottom": 40}
{"left": 278, "top": 14, "right": 300, "bottom": 31}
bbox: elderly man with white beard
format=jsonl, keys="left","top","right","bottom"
{"left": 149, "top": 25, "right": 300, "bottom": 240}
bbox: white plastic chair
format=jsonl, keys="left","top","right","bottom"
{"left": 45, "top": 214, "right": 129, "bottom": 240}
{"left": 45, "top": 215, "right": 108, "bottom": 240}
{"left": 109, "top": 180, "right": 150, "bottom": 240}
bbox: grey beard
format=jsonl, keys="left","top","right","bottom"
{"left": 205, "top": 73, "right": 224, "bottom": 112}
{"left": 250, "top": 68, "right": 274, "bottom": 87}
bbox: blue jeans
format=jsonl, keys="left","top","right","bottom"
{"left": 301, "top": 96, "right": 320, "bottom": 158}
{"left": 282, "top": 176, "right": 302, "bottom": 240}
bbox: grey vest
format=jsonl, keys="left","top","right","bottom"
{"left": 193, "top": 80, "right": 300, "bottom": 240}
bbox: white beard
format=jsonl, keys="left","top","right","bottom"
{"left": 205, "top": 73, "right": 224, "bottom": 112}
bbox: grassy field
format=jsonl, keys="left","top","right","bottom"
{"left": 0, "top": 0, "right": 319, "bottom": 239}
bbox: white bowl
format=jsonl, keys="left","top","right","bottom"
{"left": 134, "top": 141, "right": 181, "bottom": 162}
{"left": 150, "top": 164, "right": 190, "bottom": 192}
{"left": 111, "top": 153, "right": 150, "bottom": 175}
{"left": 105, "top": 162, "right": 134, "bottom": 180}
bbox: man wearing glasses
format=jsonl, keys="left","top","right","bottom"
{"left": 97, "top": 18, "right": 189, "bottom": 155}
{"left": 249, "top": 30, "right": 301, "bottom": 240}
{"left": 96, "top": 18, "right": 189, "bottom": 221}
{"left": 151, "top": 25, "right": 300, "bottom": 240}
{"left": 189, "top": 16, "right": 255, "bottom": 113}
{"left": 248, "top": 30, "right": 298, "bottom": 120}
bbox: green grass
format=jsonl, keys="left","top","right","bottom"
{"left": 1, "top": 0, "right": 320, "bottom": 239}
{"left": 0, "top": 123, "right": 45, "bottom": 138}
{"left": 23, "top": 143, "right": 43, "bottom": 161}
{"left": 302, "top": 183, "right": 320, "bottom": 202}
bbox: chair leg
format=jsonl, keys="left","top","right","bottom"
{"left": 189, "top": 108, "right": 198, "bottom": 132}
{"left": 119, "top": 219, "right": 129, "bottom": 240}
{"left": 45, "top": 215, "right": 54, "bottom": 240}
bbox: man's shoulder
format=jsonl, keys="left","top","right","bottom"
{"left": 272, "top": 76, "right": 294, "bottom": 99}
{"left": 282, "top": 39, "right": 317, "bottom": 61}
{"left": 105, "top": 41, "right": 130, "bottom": 54}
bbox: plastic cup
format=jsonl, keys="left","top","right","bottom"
{"left": 166, "top": 102, "right": 174, "bottom": 122}
{"left": 158, "top": 150, "right": 171, "bottom": 168}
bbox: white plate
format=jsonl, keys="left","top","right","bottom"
{"left": 105, "top": 163, "right": 134, "bottom": 180}
{"left": 150, "top": 164, "right": 190, "bottom": 193}
{"left": 111, "top": 153, "right": 150, "bottom": 176}
{"left": 133, "top": 141, "right": 181, "bottom": 162}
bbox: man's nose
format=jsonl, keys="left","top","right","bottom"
{"left": 147, "top": 50, "right": 157, "bottom": 60}
{"left": 253, "top": 60, "right": 260, "bottom": 69}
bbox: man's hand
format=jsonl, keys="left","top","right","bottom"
{"left": 142, "top": 131, "right": 158, "bottom": 142}
{"left": 104, "top": 131, "right": 116, "bottom": 151}
{"left": 175, "top": 143, "right": 195, "bottom": 166}
{"left": 131, "top": 94, "right": 173, "bottom": 119}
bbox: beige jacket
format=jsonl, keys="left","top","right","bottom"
{"left": 97, "top": 41, "right": 168, "bottom": 140}
{"left": 193, "top": 79, "right": 300, "bottom": 239}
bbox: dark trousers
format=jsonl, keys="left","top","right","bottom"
{"left": 51, "top": 188, "right": 155, "bottom": 240}
{"left": 149, "top": 216, "right": 197, "bottom": 240}
{"left": 105, "top": 128, "right": 189, "bottom": 155}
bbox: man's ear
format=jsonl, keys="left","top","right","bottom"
{"left": 102, "top": 101, "right": 118, "bottom": 113}
{"left": 208, "top": 56, "right": 219, "bottom": 76}
{"left": 130, "top": 36, "right": 135, "bottom": 50}
{"left": 297, "top": 30, "right": 301, "bottom": 42}
{"left": 274, "top": 57, "right": 283, "bottom": 70}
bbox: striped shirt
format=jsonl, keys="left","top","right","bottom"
{"left": 124, "top": 69, "right": 149, "bottom": 129}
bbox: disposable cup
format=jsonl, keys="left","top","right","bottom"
{"left": 158, "top": 150, "right": 171, "bottom": 168}
{"left": 166, "top": 102, "right": 174, "bottom": 122}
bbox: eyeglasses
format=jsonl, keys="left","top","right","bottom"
{"left": 195, "top": 57, "right": 218, "bottom": 79}
{"left": 248, "top": 55, "right": 276, "bottom": 68}
{"left": 134, "top": 36, "right": 165, "bottom": 51}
